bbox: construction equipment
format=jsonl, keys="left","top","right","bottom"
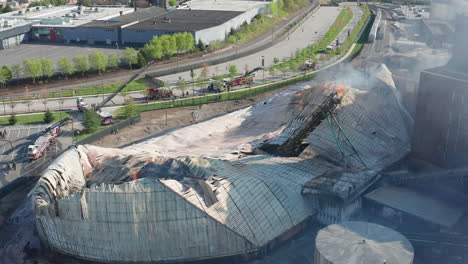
{"left": 223, "top": 76, "right": 253, "bottom": 88}
{"left": 262, "top": 92, "right": 342, "bottom": 157}
{"left": 76, "top": 97, "right": 89, "bottom": 112}
{"left": 207, "top": 82, "right": 224, "bottom": 93}
{"left": 146, "top": 88, "right": 174, "bottom": 101}
{"left": 27, "top": 125, "right": 60, "bottom": 160}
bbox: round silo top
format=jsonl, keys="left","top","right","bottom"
{"left": 315, "top": 221, "right": 414, "bottom": 264}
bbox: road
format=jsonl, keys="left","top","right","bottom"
{"left": 0, "top": 123, "right": 73, "bottom": 189}
{"left": 0, "top": 5, "right": 350, "bottom": 115}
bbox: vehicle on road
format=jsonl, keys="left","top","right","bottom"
{"left": 76, "top": 97, "right": 90, "bottom": 112}
{"left": 207, "top": 81, "right": 224, "bottom": 93}
{"left": 224, "top": 76, "right": 254, "bottom": 88}
{"left": 304, "top": 60, "right": 317, "bottom": 71}
{"left": 98, "top": 111, "right": 113, "bottom": 125}
{"left": 146, "top": 88, "right": 174, "bottom": 101}
{"left": 27, "top": 126, "right": 60, "bottom": 160}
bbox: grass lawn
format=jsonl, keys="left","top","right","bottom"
{"left": 0, "top": 112, "right": 68, "bottom": 126}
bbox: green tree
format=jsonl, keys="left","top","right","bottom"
{"left": 228, "top": 65, "right": 237, "bottom": 77}
{"left": 57, "top": 57, "right": 74, "bottom": 78}
{"left": 122, "top": 47, "right": 138, "bottom": 70}
{"left": 143, "top": 36, "right": 163, "bottom": 60}
{"left": 83, "top": 110, "right": 100, "bottom": 133}
{"left": 273, "top": 57, "right": 280, "bottom": 64}
{"left": 137, "top": 51, "right": 147, "bottom": 68}
{"left": 0, "top": 70, "right": 7, "bottom": 88}
{"left": 270, "top": 2, "right": 279, "bottom": 15}
{"left": 8, "top": 114, "right": 17, "bottom": 125}
{"left": 11, "top": 64, "right": 21, "bottom": 80}
{"left": 0, "top": 65, "right": 12, "bottom": 87}
{"left": 176, "top": 78, "right": 187, "bottom": 94}
{"left": 197, "top": 39, "right": 205, "bottom": 51}
{"left": 40, "top": 58, "right": 54, "bottom": 79}
{"left": 169, "top": 0, "right": 177, "bottom": 6}
{"left": 73, "top": 55, "right": 90, "bottom": 76}
{"left": 1, "top": 5, "right": 12, "bottom": 13}
{"left": 121, "top": 98, "right": 138, "bottom": 118}
{"left": 160, "top": 35, "right": 177, "bottom": 58}
{"left": 190, "top": 68, "right": 196, "bottom": 94}
{"left": 107, "top": 53, "right": 120, "bottom": 69}
{"left": 88, "top": 51, "right": 108, "bottom": 74}
{"left": 43, "top": 109, "right": 55, "bottom": 123}
{"left": 183, "top": 32, "right": 195, "bottom": 52}
{"left": 23, "top": 58, "right": 42, "bottom": 84}
{"left": 175, "top": 33, "right": 185, "bottom": 54}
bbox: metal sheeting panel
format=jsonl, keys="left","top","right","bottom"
{"left": 305, "top": 64, "right": 410, "bottom": 170}
{"left": 38, "top": 178, "right": 255, "bottom": 262}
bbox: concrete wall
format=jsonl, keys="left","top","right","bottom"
{"left": 62, "top": 27, "right": 118, "bottom": 44}
{"left": 121, "top": 29, "right": 185, "bottom": 45}
{"left": 0, "top": 33, "right": 27, "bottom": 49}
{"left": 411, "top": 70, "right": 468, "bottom": 168}
{"left": 196, "top": 6, "right": 265, "bottom": 44}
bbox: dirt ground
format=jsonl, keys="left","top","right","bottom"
{"left": 93, "top": 88, "right": 289, "bottom": 148}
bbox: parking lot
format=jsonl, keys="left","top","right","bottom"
{"left": 0, "top": 124, "right": 73, "bottom": 189}
{"left": 0, "top": 43, "right": 124, "bottom": 68}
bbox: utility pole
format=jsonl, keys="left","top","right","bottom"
{"left": 261, "top": 56, "right": 265, "bottom": 83}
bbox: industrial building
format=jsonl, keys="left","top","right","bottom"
{"left": 32, "top": 63, "right": 411, "bottom": 262}
{"left": 1, "top": 0, "right": 270, "bottom": 49}
{"left": 0, "top": 5, "right": 132, "bottom": 49}
{"left": 412, "top": 15, "right": 468, "bottom": 168}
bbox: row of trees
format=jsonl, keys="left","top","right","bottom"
{"left": 0, "top": 5, "right": 15, "bottom": 14}
{"left": 140, "top": 33, "right": 195, "bottom": 61}
{"left": 270, "top": 0, "right": 310, "bottom": 17}
{"left": 0, "top": 48, "right": 143, "bottom": 85}
{"left": 29, "top": 0, "right": 67, "bottom": 7}
{"left": 0, "top": 33, "right": 197, "bottom": 87}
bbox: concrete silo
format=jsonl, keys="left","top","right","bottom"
{"left": 315, "top": 221, "right": 414, "bottom": 264}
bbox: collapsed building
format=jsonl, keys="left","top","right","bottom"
{"left": 32, "top": 64, "right": 411, "bottom": 262}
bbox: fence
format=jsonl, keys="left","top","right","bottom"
{"left": 75, "top": 114, "right": 141, "bottom": 145}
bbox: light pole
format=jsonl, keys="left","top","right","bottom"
{"left": 261, "top": 56, "right": 265, "bottom": 83}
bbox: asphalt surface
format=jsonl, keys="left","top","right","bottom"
{"left": 0, "top": 44, "right": 124, "bottom": 69}
{"left": 0, "top": 123, "right": 73, "bottom": 189}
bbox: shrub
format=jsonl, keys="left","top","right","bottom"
{"left": 8, "top": 114, "right": 17, "bottom": 125}
{"left": 43, "top": 110, "right": 55, "bottom": 123}
{"left": 83, "top": 110, "right": 100, "bottom": 133}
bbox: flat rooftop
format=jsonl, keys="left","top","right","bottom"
{"left": 126, "top": 9, "right": 243, "bottom": 31}
{"left": 80, "top": 6, "right": 166, "bottom": 28}
{"left": 365, "top": 186, "right": 466, "bottom": 228}
{"left": 180, "top": 0, "right": 269, "bottom": 11}
{"left": 0, "top": 6, "right": 133, "bottom": 31}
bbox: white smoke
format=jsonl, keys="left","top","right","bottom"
{"left": 431, "top": 0, "right": 468, "bottom": 21}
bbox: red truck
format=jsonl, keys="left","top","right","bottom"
{"left": 146, "top": 88, "right": 174, "bottom": 101}
{"left": 27, "top": 126, "right": 60, "bottom": 160}
{"left": 223, "top": 76, "right": 253, "bottom": 88}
